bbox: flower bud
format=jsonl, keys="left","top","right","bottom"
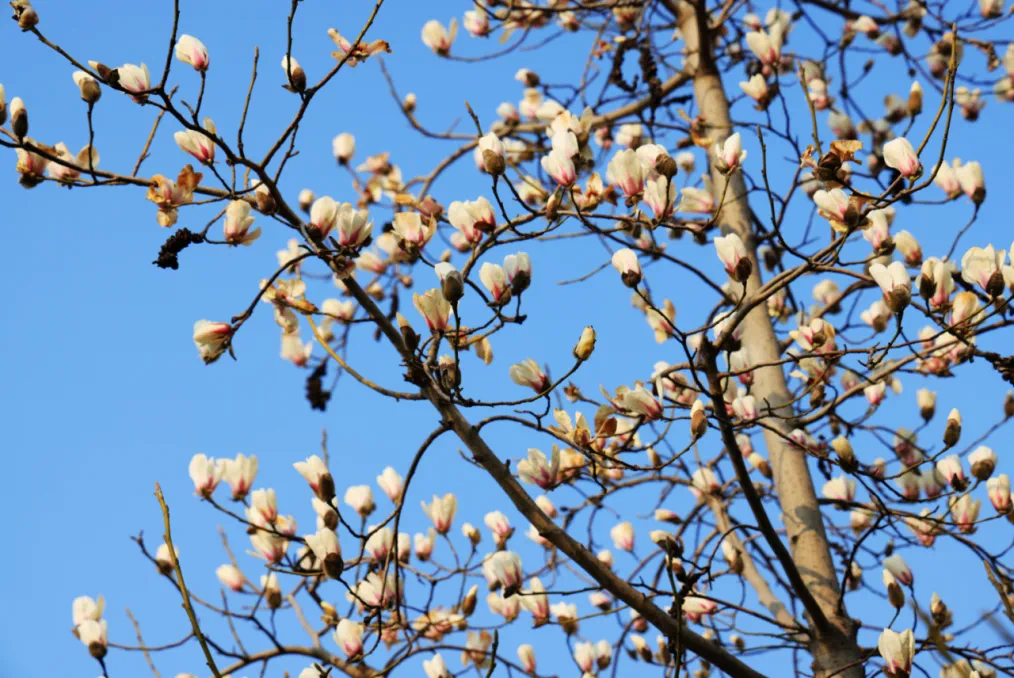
{"left": 439, "top": 269, "right": 464, "bottom": 305}
{"left": 831, "top": 436, "right": 857, "bottom": 471}
{"left": 574, "top": 326, "right": 596, "bottom": 360}
{"left": 13, "top": 1, "right": 39, "bottom": 30}
{"left": 969, "top": 445, "right": 996, "bottom": 480}
{"left": 11, "top": 96, "right": 27, "bottom": 141}
{"left": 690, "top": 399, "right": 708, "bottom": 439}
{"left": 482, "top": 149, "right": 506, "bottom": 176}
{"left": 461, "top": 584, "right": 478, "bottom": 616}
{"left": 943, "top": 408, "right": 961, "bottom": 447}
{"left": 403, "top": 92, "right": 417, "bottom": 113}
{"left": 298, "top": 189, "right": 315, "bottom": 213}
{"left": 1006, "top": 391, "right": 1014, "bottom": 419}
{"left": 907, "top": 81, "right": 922, "bottom": 116}
{"left": 462, "top": 522, "right": 481, "bottom": 546}
{"left": 73, "top": 71, "right": 101, "bottom": 105}
{"left": 281, "top": 55, "right": 306, "bottom": 92}
{"left": 916, "top": 388, "right": 936, "bottom": 421}
{"left": 654, "top": 153, "right": 678, "bottom": 179}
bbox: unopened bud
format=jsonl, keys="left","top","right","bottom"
{"left": 14, "top": 2, "right": 38, "bottom": 30}
{"left": 266, "top": 587, "right": 282, "bottom": 609}
{"left": 887, "top": 580, "right": 905, "bottom": 609}
{"left": 11, "top": 96, "right": 27, "bottom": 141}
{"left": 831, "top": 436, "right": 857, "bottom": 471}
{"left": 73, "top": 71, "right": 101, "bottom": 105}
{"left": 440, "top": 270, "right": 465, "bottom": 305}
{"left": 88, "top": 61, "right": 114, "bottom": 81}
{"left": 397, "top": 312, "right": 420, "bottom": 353}
{"left": 403, "top": 92, "right": 417, "bottom": 113}
{"left": 908, "top": 81, "right": 923, "bottom": 116}
{"left": 298, "top": 189, "right": 315, "bottom": 212}
{"left": 88, "top": 642, "right": 107, "bottom": 659}
{"left": 747, "top": 452, "right": 771, "bottom": 478}
{"left": 461, "top": 584, "right": 478, "bottom": 616}
{"left": 322, "top": 552, "right": 343, "bottom": 579}
{"left": 463, "top": 522, "right": 481, "bottom": 547}
{"left": 733, "top": 257, "right": 753, "bottom": 283}
{"left": 985, "top": 269, "right": 1005, "bottom": 297}
{"left": 690, "top": 400, "right": 707, "bottom": 439}
{"left": 482, "top": 149, "right": 506, "bottom": 176}
{"left": 1005, "top": 391, "right": 1014, "bottom": 419}
{"left": 574, "top": 326, "right": 596, "bottom": 360}
{"left": 650, "top": 530, "right": 682, "bottom": 557}
{"left": 943, "top": 408, "right": 961, "bottom": 447}
{"left": 654, "top": 153, "right": 678, "bottom": 179}
{"left": 287, "top": 65, "right": 306, "bottom": 93}
{"left": 316, "top": 472, "right": 336, "bottom": 503}
{"left": 0, "top": 84, "right": 6, "bottom": 126}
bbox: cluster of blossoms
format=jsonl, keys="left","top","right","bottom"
{"left": 8, "top": 0, "right": 1012, "bottom": 676}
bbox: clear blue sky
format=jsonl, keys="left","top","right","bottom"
{"left": 3, "top": 2, "right": 1012, "bottom": 677}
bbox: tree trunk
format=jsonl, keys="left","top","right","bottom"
{"left": 672, "top": 2, "right": 865, "bottom": 675}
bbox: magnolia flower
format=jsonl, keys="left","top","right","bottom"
{"left": 173, "top": 119, "right": 217, "bottom": 165}
{"left": 607, "top": 149, "right": 644, "bottom": 197}
{"left": 869, "top": 261, "right": 911, "bottom": 312}
{"left": 155, "top": 542, "right": 179, "bottom": 573}
{"left": 675, "top": 151, "right": 696, "bottom": 173}
{"left": 715, "top": 233, "right": 751, "bottom": 282}
{"left": 175, "top": 35, "right": 209, "bottom": 71}
{"left": 950, "top": 494, "right": 981, "bottom": 533}
{"left": 421, "top": 19, "right": 457, "bottom": 56}
{"left": 376, "top": 466, "right": 404, "bottom": 503}
{"left": 678, "top": 176, "right": 716, "bottom": 213}
{"left": 968, "top": 445, "right": 997, "bottom": 480}
{"left": 330, "top": 133, "right": 356, "bottom": 165}
{"left": 746, "top": 26, "right": 783, "bottom": 66}
{"left": 281, "top": 331, "right": 313, "bottom": 367}
{"left": 883, "top": 137, "right": 921, "bottom": 178}
{"left": 684, "top": 596, "right": 718, "bottom": 623}
{"left": 518, "top": 446, "right": 560, "bottom": 489}
{"left": 222, "top": 200, "right": 260, "bottom": 245}
{"left": 364, "top": 526, "right": 394, "bottom": 561}
{"left": 414, "top": 528, "right": 436, "bottom": 560}
{"left": 643, "top": 176, "right": 676, "bottom": 219}
{"left": 485, "top": 511, "right": 513, "bottom": 547}
{"left": 216, "top": 564, "right": 244, "bottom": 592}
{"left": 249, "top": 530, "right": 288, "bottom": 563}
{"left": 344, "top": 485, "right": 375, "bottom": 517}
{"left": 955, "top": 160, "right": 985, "bottom": 203}
{"left": 334, "top": 619, "right": 364, "bottom": 658}
{"left": 619, "top": 385, "right": 662, "bottom": 420}
{"left": 423, "top": 654, "right": 452, "bottom": 678}
{"left": 510, "top": 358, "right": 549, "bottom": 393}
{"left": 740, "top": 74, "right": 770, "bottom": 105}
{"left": 480, "top": 262, "right": 511, "bottom": 304}
{"left": 477, "top": 132, "right": 505, "bottom": 174}
{"left": 72, "top": 596, "right": 105, "bottom": 627}
{"left": 489, "top": 551, "right": 523, "bottom": 590}
{"left": 822, "top": 476, "right": 856, "bottom": 502}
{"left": 712, "top": 133, "right": 747, "bottom": 173}
{"left": 610, "top": 521, "right": 635, "bottom": 551}
{"left": 961, "top": 245, "right": 1006, "bottom": 296}
{"left": 895, "top": 231, "right": 922, "bottom": 265}
{"left": 188, "top": 454, "right": 222, "bottom": 498}
{"left": 883, "top": 554, "right": 913, "bottom": 586}
{"left": 861, "top": 300, "right": 892, "bottom": 332}
{"left": 987, "top": 474, "right": 1011, "bottom": 513}
{"left": 732, "top": 394, "right": 759, "bottom": 420}
{"left": 937, "top": 455, "right": 966, "bottom": 490}
{"left": 305, "top": 528, "right": 343, "bottom": 578}
{"left": 421, "top": 493, "right": 457, "bottom": 534}
{"left": 877, "top": 628, "right": 914, "bottom": 678}
{"left": 611, "top": 248, "right": 641, "bottom": 287}
{"left": 116, "top": 62, "right": 151, "bottom": 99}
{"left": 541, "top": 147, "right": 577, "bottom": 186}
{"left": 193, "top": 320, "right": 232, "bottom": 364}
{"left": 504, "top": 252, "right": 532, "bottom": 294}
{"left": 690, "top": 467, "right": 720, "bottom": 499}
{"left": 220, "top": 454, "right": 257, "bottom": 500}
{"left": 413, "top": 289, "right": 452, "bottom": 331}
{"left": 334, "top": 203, "right": 372, "bottom": 246}
{"left": 77, "top": 619, "right": 108, "bottom": 658}
{"left": 448, "top": 198, "right": 495, "bottom": 242}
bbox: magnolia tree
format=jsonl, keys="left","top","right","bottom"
{"left": 7, "top": 0, "right": 1014, "bottom": 676}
